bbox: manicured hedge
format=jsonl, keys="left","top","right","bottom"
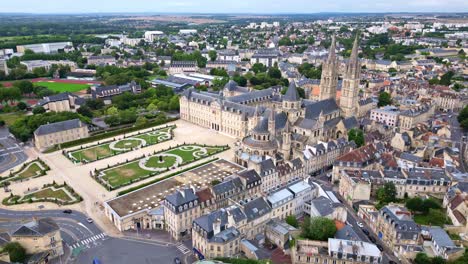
{"left": 117, "top": 158, "right": 219, "bottom": 196}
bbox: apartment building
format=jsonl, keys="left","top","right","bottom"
{"left": 291, "top": 238, "right": 382, "bottom": 264}
{"left": 370, "top": 106, "right": 400, "bottom": 127}
{"left": 10, "top": 218, "right": 63, "bottom": 260}
{"left": 374, "top": 205, "right": 421, "bottom": 256}
{"left": 163, "top": 188, "right": 202, "bottom": 241}
{"left": 33, "top": 119, "right": 88, "bottom": 151}
{"left": 87, "top": 55, "right": 116, "bottom": 66}
{"left": 399, "top": 104, "right": 434, "bottom": 131}
{"left": 192, "top": 207, "right": 244, "bottom": 259}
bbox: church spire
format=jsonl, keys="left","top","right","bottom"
{"left": 340, "top": 33, "right": 361, "bottom": 118}
{"left": 319, "top": 34, "right": 339, "bottom": 101}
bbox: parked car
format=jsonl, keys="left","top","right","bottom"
{"left": 63, "top": 209, "right": 72, "bottom": 214}
{"left": 86, "top": 218, "right": 94, "bottom": 223}
{"left": 357, "top": 222, "right": 364, "bottom": 228}
{"left": 174, "top": 257, "right": 181, "bottom": 264}
{"left": 369, "top": 236, "right": 376, "bottom": 243}
{"left": 362, "top": 229, "right": 370, "bottom": 235}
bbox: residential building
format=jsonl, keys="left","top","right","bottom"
{"left": 291, "top": 238, "right": 382, "bottom": 264}
{"left": 399, "top": 104, "right": 434, "bottom": 131}
{"left": 10, "top": 218, "right": 63, "bottom": 260}
{"left": 144, "top": 31, "right": 164, "bottom": 42}
{"left": 87, "top": 55, "right": 116, "bottom": 66}
{"left": 33, "top": 119, "right": 88, "bottom": 151}
{"left": 427, "top": 227, "right": 464, "bottom": 260}
{"left": 20, "top": 60, "right": 77, "bottom": 72}
{"left": 304, "top": 196, "right": 347, "bottom": 223}
{"left": 164, "top": 188, "right": 201, "bottom": 240}
{"left": 250, "top": 49, "right": 279, "bottom": 67}
{"left": 374, "top": 205, "right": 421, "bottom": 257}
{"left": 370, "top": 106, "right": 400, "bottom": 127}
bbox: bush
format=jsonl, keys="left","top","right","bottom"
{"left": 4, "top": 242, "right": 26, "bottom": 263}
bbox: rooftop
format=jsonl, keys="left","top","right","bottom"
{"left": 105, "top": 159, "right": 244, "bottom": 218}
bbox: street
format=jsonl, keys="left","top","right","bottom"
{"left": 0, "top": 128, "right": 28, "bottom": 174}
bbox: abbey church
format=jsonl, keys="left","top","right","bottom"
{"left": 180, "top": 35, "right": 368, "bottom": 166}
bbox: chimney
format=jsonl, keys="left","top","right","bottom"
{"left": 213, "top": 218, "right": 221, "bottom": 235}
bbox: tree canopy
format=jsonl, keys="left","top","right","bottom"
{"left": 301, "top": 217, "right": 337, "bottom": 241}
{"left": 377, "top": 91, "right": 392, "bottom": 107}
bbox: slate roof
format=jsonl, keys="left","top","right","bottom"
{"left": 380, "top": 205, "right": 420, "bottom": 239}
{"left": 34, "top": 119, "right": 84, "bottom": 136}
{"left": 243, "top": 197, "right": 271, "bottom": 222}
{"left": 11, "top": 218, "right": 59, "bottom": 237}
{"left": 165, "top": 188, "right": 198, "bottom": 208}
{"left": 309, "top": 196, "right": 340, "bottom": 217}
{"left": 429, "top": 227, "right": 455, "bottom": 248}
{"left": 304, "top": 99, "right": 340, "bottom": 120}
{"left": 212, "top": 177, "right": 243, "bottom": 196}
{"left": 283, "top": 82, "right": 300, "bottom": 102}
{"left": 237, "top": 169, "right": 261, "bottom": 185}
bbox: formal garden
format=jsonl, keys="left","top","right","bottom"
{"left": 66, "top": 125, "right": 175, "bottom": 163}
{"left": 93, "top": 144, "right": 229, "bottom": 190}
{"left": 0, "top": 159, "right": 50, "bottom": 186}
{"left": 3, "top": 182, "right": 82, "bottom": 206}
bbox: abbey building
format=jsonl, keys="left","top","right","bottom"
{"left": 180, "top": 34, "right": 366, "bottom": 165}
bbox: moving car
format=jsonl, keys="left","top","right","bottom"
{"left": 63, "top": 209, "right": 72, "bottom": 214}
{"left": 357, "top": 222, "right": 364, "bottom": 228}
{"left": 87, "top": 217, "right": 94, "bottom": 223}
{"left": 362, "top": 229, "right": 370, "bottom": 235}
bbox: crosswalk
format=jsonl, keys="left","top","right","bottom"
{"left": 70, "top": 233, "right": 107, "bottom": 249}
{"left": 176, "top": 243, "right": 191, "bottom": 255}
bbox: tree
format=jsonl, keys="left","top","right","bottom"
{"left": 377, "top": 91, "right": 392, "bottom": 107}
{"left": 431, "top": 256, "right": 446, "bottom": 264}
{"left": 135, "top": 116, "right": 148, "bottom": 127}
{"left": 458, "top": 105, "right": 468, "bottom": 130}
{"left": 208, "top": 50, "right": 217, "bottom": 61}
{"left": 77, "top": 105, "right": 93, "bottom": 118}
{"left": 377, "top": 182, "right": 397, "bottom": 204}
{"left": 405, "top": 197, "right": 423, "bottom": 212}
{"left": 4, "top": 242, "right": 26, "bottom": 263}
{"left": 301, "top": 217, "right": 337, "bottom": 241}
{"left": 267, "top": 67, "right": 282, "bottom": 79}
{"left": 106, "top": 106, "right": 118, "bottom": 116}
{"left": 16, "top": 101, "right": 27, "bottom": 110}
{"left": 13, "top": 80, "right": 34, "bottom": 94}
{"left": 414, "top": 253, "right": 431, "bottom": 264}
{"left": 147, "top": 103, "right": 158, "bottom": 112}
{"left": 348, "top": 128, "right": 365, "bottom": 147}
{"left": 32, "top": 106, "right": 46, "bottom": 115}
{"left": 233, "top": 74, "right": 247, "bottom": 87}
{"left": 286, "top": 215, "right": 299, "bottom": 228}
{"left": 421, "top": 199, "right": 441, "bottom": 214}
{"left": 439, "top": 71, "right": 454, "bottom": 86}
{"left": 251, "top": 63, "right": 267, "bottom": 74}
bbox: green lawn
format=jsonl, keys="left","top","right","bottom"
{"left": 24, "top": 187, "right": 73, "bottom": 202}
{"left": 34, "top": 81, "right": 91, "bottom": 93}
{"left": 98, "top": 144, "right": 227, "bottom": 189}
{"left": 113, "top": 139, "right": 143, "bottom": 149}
{"left": 146, "top": 156, "right": 178, "bottom": 168}
{"left": 17, "top": 163, "right": 42, "bottom": 179}
{"left": 0, "top": 112, "right": 26, "bottom": 126}
{"left": 69, "top": 126, "right": 174, "bottom": 163}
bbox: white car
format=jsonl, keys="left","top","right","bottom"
{"left": 86, "top": 217, "right": 94, "bottom": 223}
{"left": 357, "top": 222, "right": 364, "bottom": 228}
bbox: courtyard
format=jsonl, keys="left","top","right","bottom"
{"left": 96, "top": 144, "right": 229, "bottom": 189}
{"left": 68, "top": 125, "right": 174, "bottom": 163}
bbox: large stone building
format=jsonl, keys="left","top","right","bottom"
{"left": 37, "top": 92, "right": 85, "bottom": 112}
{"left": 180, "top": 35, "right": 364, "bottom": 169}
{"left": 33, "top": 119, "right": 89, "bottom": 151}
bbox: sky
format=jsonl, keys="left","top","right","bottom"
{"left": 1, "top": 0, "right": 467, "bottom": 14}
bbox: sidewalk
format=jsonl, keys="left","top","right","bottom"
{"left": 123, "top": 229, "right": 176, "bottom": 245}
